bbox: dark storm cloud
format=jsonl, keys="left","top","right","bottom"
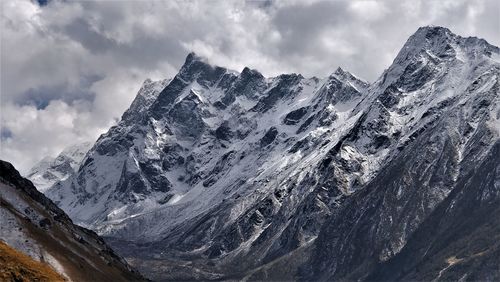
{"left": 247, "top": 0, "right": 274, "bottom": 10}
{"left": 64, "top": 18, "right": 116, "bottom": 54}
{"left": 1, "top": 128, "right": 13, "bottom": 141}
{"left": 15, "top": 74, "right": 100, "bottom": 109}
{"left": 35, "top": 0, "right": 49, "bottom": 7}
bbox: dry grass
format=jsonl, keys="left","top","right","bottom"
{"left": 0, "top": 240, "right": 65, "bottom": 282}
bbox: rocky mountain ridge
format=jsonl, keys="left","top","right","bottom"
{"left": 33, "top": 26, "right": 500, "bottom": 281}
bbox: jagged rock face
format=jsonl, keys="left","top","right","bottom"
{"left": 367, "top": 142, "right": 500, "bottom": 282}
{"left": 0, "top": 161, "right": 145, "bottom": 281}
{"left": 45, "top": 51, "right": 369, "bottom": 237}
{"left": 299, "top": 26, "right": 500, "bottom": 281}
{"left": 121, "top": 78, "right": 171, "bottom": 123}
{"left": 39, "top": 26, "right": 500, "bottom": 280}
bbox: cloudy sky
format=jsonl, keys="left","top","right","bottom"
{"left": 1, "top": 0, "right": 499, "bottom": 173}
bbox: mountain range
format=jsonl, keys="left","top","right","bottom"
{"left": 21, "top": 26, "right": 500, "bottom": 281}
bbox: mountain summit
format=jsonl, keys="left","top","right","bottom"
{"left": 31, "top": 26, "right": 500, "bottom": 280}
{"left": 26, "top": 142, "right": 92, "bottom": 192}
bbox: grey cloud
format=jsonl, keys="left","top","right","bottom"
{"left": 1, "top": 128, "right": 13, "bottom": 141}
{"left": 247, "top": 0, "right": 274, "bottom": 10}
{"left": 114, "top": 34, "right": 186, "bottom": 71}
{"left": 64, "top": 18, "right": 117, "bottom": 54}
{"left": 272, "top": 1, "right": 349, "bottom": 55}
{"left": 1, "top": 0, "right": 499, "bottom": 173}
{"left": 15, "top": 74, "right": 101, "bottom": 109}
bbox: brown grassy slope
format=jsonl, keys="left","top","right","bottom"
{"left": 0, "top": 160, "right": 146, "bottom": 282}
{"left": 0, "top": 240, "right": 66, "bottom": 282}
{"left": 0, "top": 194, "right": 142, "bottom": 282}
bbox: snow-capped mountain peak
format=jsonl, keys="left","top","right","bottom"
{"left": 332, "top": 66, "right": 369, "bottom": 91}
{"left": 32, "top": 26, "right": 500, "bottom": 281}
{"left": 121, "top": 78, "right": 171, "bottom": 122}
{"left": 26, "top": 141, "right": 92, "bottom": 192}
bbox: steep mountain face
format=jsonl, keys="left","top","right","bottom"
{"left": 27, "top": 142, "right": 92, "bottom": 192}
{"left": 301, "top": 26, "right": 500, "bottom": 281}
{"left": 0, "top": 160, "right": 145, "bottom": 281}
{"left": 41, "top": 26, "right": 499, "bottom": 280}
{"left": 46, "top": 53, "right": 369, "bottom": 237}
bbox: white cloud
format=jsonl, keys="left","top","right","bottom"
{"left": 1, "top": 0, "right": 499, "bottom": 173}
{"left": 1, "top": 101, "right": 85, "bottom": 172}
{"left": 348, "top": 1, "right": 388, "bottom": 21}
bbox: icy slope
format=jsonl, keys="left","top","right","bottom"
{"left": 26, "top": 141, "right": 92, "bottom": 192}
{"left": 303, "top": 26, "right": 500, "bottom": 281}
